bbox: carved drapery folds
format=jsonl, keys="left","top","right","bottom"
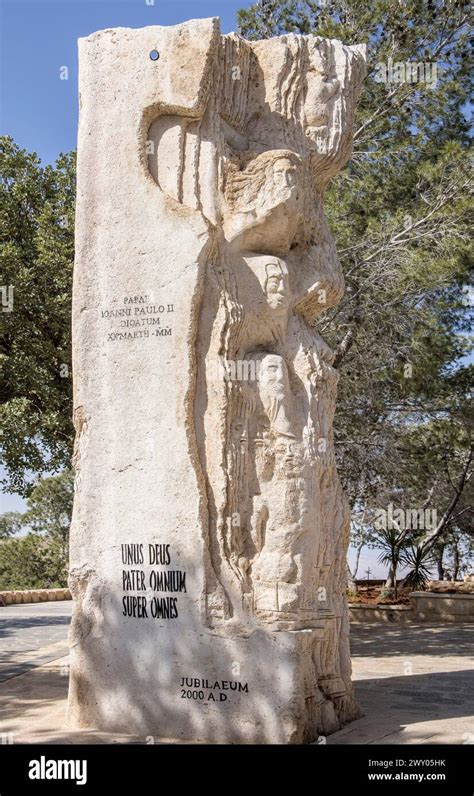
{"left": 145, "top": 26, "right": 365, "bottom": 700}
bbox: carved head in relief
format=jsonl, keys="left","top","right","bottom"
{"left": 223, "top": 150, "right": 303, "bottom": 252}
{"left": 268, "top": 155, "right": 300, "bottom": 205}
{"left": 225, "top": 149, "right": 302, "bottom": 212}
{"left": 255, "top": 353, "right": 296, "bottom": 440}
{"left": 303, "top": 42, "right": 341, "bottom": 148}
{"left": 259, "top": 354, "right": 289, "bottom": 401}
{"left": 264, "top": 259, "right": 290, "bottom": 316}
{"left": 238, "top": 254, "right": 291, "bottom": 341}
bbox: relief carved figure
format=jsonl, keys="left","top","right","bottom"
{"left": 145, "top": 26, "right": 366, "bottom": 731}
{"left": 224, "top": 150, "right": 303, "bottom": 253}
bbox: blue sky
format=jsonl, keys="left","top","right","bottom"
{"left": 0, "top": 0, "right": 245, "bottom": 165}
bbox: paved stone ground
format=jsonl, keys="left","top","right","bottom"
{"left": 329, "top": 623, "right": 474, "bottom": 744}
{"left": 0, "top": 603, "right": 472, "bottom": 744}
{"left": 0, "top": 602, "right": 71, "bottom": 682}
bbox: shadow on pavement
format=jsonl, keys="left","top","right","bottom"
{"left": 350, "top": 623, "right": 474, "bottom": 659}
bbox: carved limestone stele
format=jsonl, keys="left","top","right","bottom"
{"left": 68, "top": 18, "right": 366, "bottom": 744}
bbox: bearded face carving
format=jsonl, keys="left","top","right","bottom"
{"left": 223, "top": 150, "right": 304, "bottom": 254}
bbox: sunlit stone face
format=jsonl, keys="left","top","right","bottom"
{"left": 304, "top": 48, "right": 340, "bottom": 146}
{"left": 264, "top": 259, "right": 290, "bottom": 314}
{"left": 70, "top": 18, "right": 366, "bottom": 744}
{"left": 258, "top": 353, "right": 289, "bottom": 401}
{"left": 270, "top": 157, "right": 299, "bottom": 202}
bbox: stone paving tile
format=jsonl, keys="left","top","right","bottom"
{"left": 0, "top": 609, "right": 472, "bottom": 745}
{"left": 327, "top": 622, "right": 474, "bottom": 745}
{"left": 0, "top": 602, "right": 72, "bottom": 682}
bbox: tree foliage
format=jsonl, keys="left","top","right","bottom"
{"left": 0, "top": 534, "right": 67, "bottom": 590}
{"left": 0, "top": 471, "right": 72, "bottom": 589}
{"left": 0, "top": 136, "right": 75, "bottom": 497}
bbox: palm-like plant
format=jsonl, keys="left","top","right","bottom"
{"left": 400, "top": 545, "right": 437, "bottom": 591}
{"left": 374, "top": 526, "right": 406, "bottom": 600}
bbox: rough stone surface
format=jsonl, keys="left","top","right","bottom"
{"left": 349, "top": 605, "right": 413, "bottom": 623}
{"left": 68, "top": 18, "right": 366, "bottom": 743}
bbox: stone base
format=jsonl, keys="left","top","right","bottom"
{"left": 68, "top": 625, "right": 359, "bottom": 744}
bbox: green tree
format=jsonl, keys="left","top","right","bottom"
{"left": 0, "top": 136, "right": 75, "bottom": 497}
{"left": 374, "top": 526, "right": 407, "bottom": 599}
{"left": 0, "top": 534, "right": 67, "bottom": 590}
{"left": 0, "top": 511, "right": 22, "bottom": 539}
{"left": 0, "top": 470, "right": 73, "bottom": 589}
{"left": 22, "top": 469, "right": 74, "bottom": 549}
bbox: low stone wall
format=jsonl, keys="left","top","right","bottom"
{"left": 426, "top": 579, "right": 474, "bottom": 594}
{"left": 409, "top": 592, "right": 474, "bottom": 622}
{"left": 349, "top": 604, "right": 413, "bottom": 623}
{"left": 349, "top": 593, "right": 474, "bottom": 623}
{"left": 0, "top": 588, "right": 71, "bottom": 606}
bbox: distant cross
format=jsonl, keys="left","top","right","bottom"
{"left": 365, "top": 568, "right": 372, "bottom": 591}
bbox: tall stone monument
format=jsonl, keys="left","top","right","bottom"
{"left": 68, "top": 18, "right": 366, "bottom": 743}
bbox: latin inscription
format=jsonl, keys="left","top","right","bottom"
{"left": 102, "top": 295, "right": 174, "bottom": 341}
{"left": 179, "top": 677, "right": 250, "bottom": 703}
{"left": 121, "top": 543, "right": 186, "bottom": 620}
